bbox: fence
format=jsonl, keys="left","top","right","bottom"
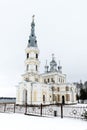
{"left": 0, "top": 103, "right": 87, "bottom": 119}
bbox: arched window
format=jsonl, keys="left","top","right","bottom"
{"left": 66, "top": 94, "right": 70, "bottom": 101}
{"left": 27, "top": 53, "right": 29, "bottom": 59}
{"left": 36, "top": 65, "right": 38, "bottom": 71}
{"left": 26, "top": 65, "right": 29, "bottom": 71}
{"left": 66, "top": 86, "right": 69, "bottom": 91}
{"left": 59, "top": 78, "right": 60, "bottom": 82}
{"left": 53, "top": 94, "right": 56, "bottom": 101}
{"left": 57, "top": 87, "right": 60, "bottom": 91}
{"left": 43, "top": 95, "right": 45, "bottom": 103}
{"left": 58, "top": 95, "right": 60, "bottom": 101}
{"left": 36, "top": 54, "right": 38, "bottom": 58}
{"left": 35, "top": 40, "right": 37, "bottom": 44}
{"left": 44, "top": 79, "right": 47, "bottom": 83}
{"left": 48, "top": 78, "right": 49, "bottom": 83}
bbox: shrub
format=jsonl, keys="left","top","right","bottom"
{"left": 82, "top": 111, "right": 87, "bottom": 120}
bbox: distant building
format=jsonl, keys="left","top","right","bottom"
{"left": 0, "top": 97, "right": 16, "bottom": 103}
{"left": 16, "top": 16, "right": 77, "bottom": 105}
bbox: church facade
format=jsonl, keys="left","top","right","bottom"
{"left": 16, "top": 16, "right": 77, "bottom": 105}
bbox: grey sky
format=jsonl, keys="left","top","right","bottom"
{"left": 0, "top": 0, "right": 87, "bottom": 96}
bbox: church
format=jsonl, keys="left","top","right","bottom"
{"left": 16, "top": 16, "right": 77, "bottom": 105}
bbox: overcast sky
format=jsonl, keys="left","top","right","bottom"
{"left": 0, "top": 0, "right": 87, "bottom": 96}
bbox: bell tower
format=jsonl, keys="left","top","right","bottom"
{"left": 23, "top": 15, "right": 40, "bottom": 82}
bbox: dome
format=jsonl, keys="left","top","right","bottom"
{"left": 50, "top": 54, "right": 57, "bottom": 72}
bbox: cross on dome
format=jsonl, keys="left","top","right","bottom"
{"left": 32, "top": 15, "right": 35, "bottom": 22}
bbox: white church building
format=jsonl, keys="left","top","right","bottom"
{"left": 16, "top": 16, "right": 77, "bottom": 105}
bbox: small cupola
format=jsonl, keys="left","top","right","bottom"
{"left": 50, "top": 54, "right": 57, "bottom": 72}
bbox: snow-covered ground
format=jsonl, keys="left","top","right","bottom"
{"left": 71, "top": 103, "right": 87, "bottom": 107}
{"left": 0, "top": 113, "right": 87, "bottom": 130}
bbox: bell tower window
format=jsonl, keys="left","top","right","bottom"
{"left": 35, "top": 40, "right": 37, "bottom": 44}
{"left": 36, "top": 54, "right": 38, "bottom": 59}
{"left": 36, "top": 65, "right": 38, "bottom": 71}
{"left": 26, "top": 65, "right": 29, "bottom": 71}
{"left": 48, "top": 78, "right": 49, "bottom": 83}
{"left": 29, "top": 40, "right": 30, "bottom": 43}
{"left": 27, "top": 53, "right": 29, "bottom": 59}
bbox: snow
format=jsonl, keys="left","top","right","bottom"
{"left": 72, "top": 104, "right": 87, "bottom": 107}
{"left": 0, "top": 113, "right": 87, "bottom": 130}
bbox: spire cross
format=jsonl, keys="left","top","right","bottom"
{"left": 32, "top": 15, "right": 35, "bottom": 22}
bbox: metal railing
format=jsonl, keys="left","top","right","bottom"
{"left": 0, "top": 103, "right": 87, "bottom": 119}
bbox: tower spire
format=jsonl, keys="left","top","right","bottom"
{"left": 25, "top": 15, "right": 40, "bottom": 78}
{"left": 28, "top": 15, "right": 37, "bottom": 47}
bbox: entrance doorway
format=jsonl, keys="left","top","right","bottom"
{"left": 43, "top": 95, "right": 45, "bottom": 103}
{"left": 62, "top": 95, "right": 65, "bottom": 104}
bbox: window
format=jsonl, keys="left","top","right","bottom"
{"left": 66, "top": 94, "right": 70, "bottom": 101}
{"left": 43, "top": 95, "right": 45, "bottom": 102}
{"left": 53, "top": 94, "right": 56, "bottom": 101}
{"left": 36, "top": 65, "right": 37, "bottom": 71}
{"left": 44, "top": 79, "right": 47, "bottom": 83}
{"left": 51, "top": 78, "right": 54, "bottom": 82}
{"left": 59, "top": 78, "right": 60, "bottom": 82}
{"left": 48, "top": 78, "right": 49, "bottom": 83}
{"left": 66, "top": 86, "right": 69, "bottom": 91}
{"left": 35, "top": 78, "right": 38, "bottom": 82}
{"left": 57, "top": 87, "right": 60, "bottom": 91}
{"left": 27, "top": 53, "right": 29, "bottom": 59}
{"left": 26, "top": 65, "right": 29, "bottom": 71}
{"left": 52, "top": 87, "right": 55, "bottom": 91}
{"left": 61, "top": 79, "right": 62, "bottom": 83}
{"left": 35, "top": 40, "right": 37, "bottom": 43}
{"left": 25, "top": 77, "right": 29, "bottom": 82}
{"left": 58, "top": 95, "right": 60, "bottom": 101}
{"left": 36, "top": 54, "right": 38, "bottom": 59}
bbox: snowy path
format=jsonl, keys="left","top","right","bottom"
{"left": 0, "top": 113, "right": 87, "bottom": 130}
